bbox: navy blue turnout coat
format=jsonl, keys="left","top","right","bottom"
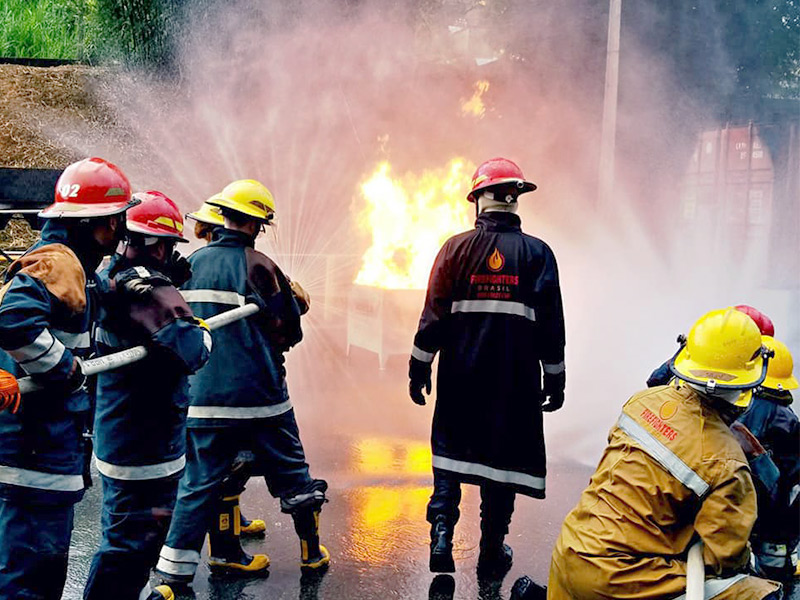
{"left": 411, "top": 212, "right": 565, "bottom": 498}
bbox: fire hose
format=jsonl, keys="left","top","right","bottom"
{"left": 17, "top": 303, "right": 260, "bottom": 396}
{"left": 686, "top": 540, "right": 705, "bottom": 600}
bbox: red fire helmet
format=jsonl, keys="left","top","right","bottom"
{"left": 39, "top": 157, "right": 138, "bottom": 219}
{"left": 126, "top": 191, "right": 188, "bottom": 242}
{"left": 467, "top": 157, "right": 537, "bottom": 202}
{"left": 734, "top": 304, "right": 775, "bottom": 337}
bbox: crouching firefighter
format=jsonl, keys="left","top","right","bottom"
{"left": 409, "top": 157, "right": 566, "bottom": 577}
{"left": 185, "top": 198, "right": 268, "bottom": 538}
{"left": 736, "top": 336, "right": 799, "bottom": 582}
{"left": 0, "top": 158, "right": 139, "bottom": 600}
{"left": 83, "top": 192, "right": 212, "bottom": 600}
{"left": 548, "top": 308, "right": 782, "bottom": 600}
{"left": 156, "top": 179, "right": 326, "bottom": 588}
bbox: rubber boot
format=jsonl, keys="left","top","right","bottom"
{"left": 207, "top": 494, "right": 270, "bottom": 576}
{"left": 239, "top": 510, "right": 267, "bottom": 537}
{"left": 429, "top": 516, "right": 455, "bottom": 573}
{"left": 144, "top": 585, "right": 175, "bottom": 600}
{"left": 477, "top": 533, "right": 512, "bottom": 578}
{"left": 292, "top": 507, "right": 330, "bottom": 570}
{"left": 510, "top": 576, "right": 547, "bottom": 600}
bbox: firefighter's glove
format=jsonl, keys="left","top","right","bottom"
{"left": 166, "top": 251, "right": 192, "bottom": 288}
{"left": 117, "top": 269, "right": 171, "bottom": 299}
{"left": 409, "top": 358, "right": 432, "bottom": 406}
{"left": 67, "top": 357, "right": 87, "bottom": 393}
{"left": 290, "top": 280, "right": 311, "bottom": 314}
{"left": 0, "top": 369, "right": 21, "bottom": 414}
{"left": 729, "top": 421, "right": 767, "bottom": 459}
{"left": 541, "top": 371, "right": 565, "bottom": 413}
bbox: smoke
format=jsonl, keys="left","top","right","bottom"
{"left": 49, "top": 0, "right": 798, "bottom": 464}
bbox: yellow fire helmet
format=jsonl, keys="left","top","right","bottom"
{"left": 207, "top": 179, "right": 276, "bottom": 223}
{"left": 185, "top": 197, "right": 225, "bottom": 227}
{"left": 670, "top": 307, "right": 770, "bottom": 405}
{"left": 761, "top": 336, "right": 799, "bottom": 392}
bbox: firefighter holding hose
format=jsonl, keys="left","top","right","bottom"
{"left": 409, "top": 157, "right": 566, "bottom": 577}
{"left": 156, "top": 179, "right": 326, "bottom": 588}
{"left": 83, "top": 191, "right": 212, "bottom": 600}
{"left": 544, "top": 308, "right": 782, "bottom": 600}
{"left": 0, "top": 158, "right": 139, "bottom": 600}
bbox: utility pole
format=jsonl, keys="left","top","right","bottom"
{"left": 598, "top": 0, "right": 622, "bottom": 208}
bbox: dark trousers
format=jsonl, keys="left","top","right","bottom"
{"left": 0, "top": 498, "right": 74, "bottom": 600}
{"left": 84, "top": 474, "right": 179, "bottom": 600}
{"left": 163, "top": 410, "right": 312, "bottom": 563}
{"left": 426, "top": 469, "right": 515, "bottom": 539}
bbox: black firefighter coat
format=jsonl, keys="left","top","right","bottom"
{"left": 411, "top": 211, "right": 565, "bottom": 498}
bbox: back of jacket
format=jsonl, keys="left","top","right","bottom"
{"left": 93, "top": 255, "right": 211, "bottom": 479}
{"left": 182, "top": 229, "right": 303, "bottom": 427}
{"left": 558, "top": 384, "right": 755, "bottom": 576}
{"left": 0, "top": 220, "right": 97, "bottom": 503}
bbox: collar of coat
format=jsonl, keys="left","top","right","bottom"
{"left": 209, "top": 228, "right": 257, "bottom": 249}
{"left": 475, "top": 211, "right": 522, "bottom": 232}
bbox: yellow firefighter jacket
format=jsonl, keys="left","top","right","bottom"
{"left": 548, "top": 383, "right": 780, "bottom": 600}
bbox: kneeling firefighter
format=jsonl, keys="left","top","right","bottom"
{"left": 548, "top": 308, "right": 782, "bottom": 600}
{"left": 83, "top": 191, "right": 212, "bottom": 600}
{"left": 0, "top": 158, "right": 139, "bottom": 600}
{"left": 737, "top": 336, "right": 799, "bottom": 582}
{"left": 156, "top": 179, "right": 325, "bottom": 589}
{"left": 185, "top": 198, "right": 268, "bottom": 538}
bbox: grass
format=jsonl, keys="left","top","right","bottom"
{"left": 0, "top": 0, "right": 96, "bottom": 60}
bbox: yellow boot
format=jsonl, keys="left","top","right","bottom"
{"left": 207, "top": 495, "right": 270, "bottom": 576}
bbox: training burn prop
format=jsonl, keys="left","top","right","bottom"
{"left": 18, "top": 303, "right": 259, "bottom": 395}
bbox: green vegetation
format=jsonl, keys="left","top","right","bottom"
{"left": 0, "top": 0, "right": 93, "bottom": 60}
{"left": 0, "top": 0, "right": 182, "bottom": 69}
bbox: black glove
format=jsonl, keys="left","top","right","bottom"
{"left": 541, "top": 371, "right": 565, "bottom": 413}
{"left": 409, "top": 358, "right": 432, "bottom": 406}
{"left": 166, "top": 251, "right": 192, "bottom": 288}
{"left": 67, "top": 357, "right": 87, "bottom": 393}
{"left": 117, "top": 270, "right": 171, "bottom": 299}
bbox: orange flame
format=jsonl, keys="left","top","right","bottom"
{"left": 354, "top": 159, "right": 474, "bottom": 289}
{"left": 461, "top": 80, "right": 490, "bottom": 118}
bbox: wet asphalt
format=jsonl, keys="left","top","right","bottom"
{"left": 61, "top": 320, "right": 799, "bottom": 600}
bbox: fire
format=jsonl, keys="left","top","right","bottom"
{"left": 461, "top": 80, "right": 490, "bottom": 118}
{"left": 354, "top": 159, "right": 474, "bottom": 289}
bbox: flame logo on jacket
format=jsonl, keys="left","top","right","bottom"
{"left": 487, "top": 248, "right": 505, "bottom": 272}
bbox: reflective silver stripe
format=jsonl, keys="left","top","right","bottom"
{"left": 181, "top": 289, "right": 246, "bottom": 306}
{"left": 157, "top": 546, "right": 200, "bottom": 577}
{"left": 95, "top": 326, "right": 121, "bottom": 348}
{"left": 411, "top": 345, "right": 435, "bottom": 363}
{"left": 673, "top": 574, "right": 747, "bottom": 600}
{"left": 95, "top": 455, "right": 186, "bottom": 481}
{"left": 17, "top": 336, "right": 66, "bottom": 375}
{"left": 451, "top": 300, "right": 536, "bottom": 322}
{"left": 133, "top": 266, "right": 151, "bottom": 278}
{"left": 0, "top": 463, "right": 83, "bottom": 492}
{"left": 432, "top": 455, "right": 545, "bottom": 491}
{"left": 7, "top": 329, "right": 56, "bottom": 362}
{"left": 542, "top": 361, "right": 565, "bottom": 374}
{"left": 617, "top": 413, "right": 710, "bottom": 497}
{"left": 52, "top": 329, "right": 91, "bottom": 350}
{"left": 202, "top": 330, "right": 212, "bottom": 352}
{"left": 187, "top": 399, "right": 292, "bottom": 420}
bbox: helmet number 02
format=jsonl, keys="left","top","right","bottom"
{"left": 59, "top": 184, "right": 81, "bottom": 198}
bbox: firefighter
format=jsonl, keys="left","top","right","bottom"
{"left": 83, "top": 192, "right": 212, "bottom": 600}
{"left": 547, "top": 308, "right": 782, "bottom": 600}
{"left": 186, "top": 197, "right": 268, "bottom": 538}
{"left": 0, "top": 158, "right": 139, "bottom": 600}
{"left": 737, "top": 336, "right": 799, "bottom": 582}
{"left": 155, "top": 179, "right": 325, "bottom": 588}
{"left": 185, "top": 197, "right": 224, "bottom": 243}
{"left": 409, "top": 157, "right": 566, "bottom": 577}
